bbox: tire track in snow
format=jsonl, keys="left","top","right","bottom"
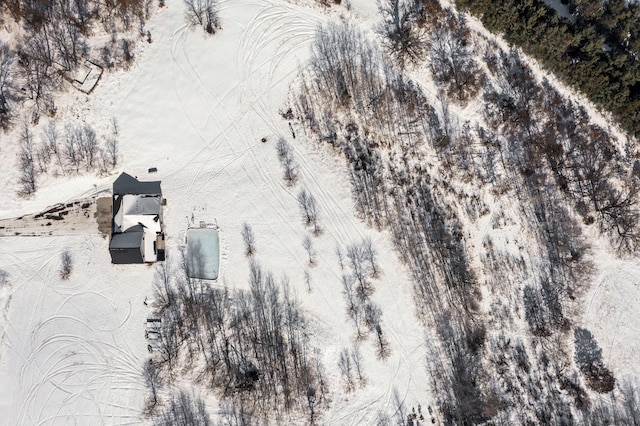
{"left": 4, "top": 238, "right": 68, "bottom": 385}
{"left": 235, "top": 8, "right": 418, "bottom": 393}
{"left": 166, "top": 23, "right": 257, "bottom": 196}
{"left": 231, "top": 3, "right": 390, "bottom": 326}
{"left": 167, "top": 2, "right": 319, "bottom": 205}
{"left": 294, "top": 150, "right": 367, "bottom": 245}
{"left": 19, "top": 333, "right": 143, "bottom": 425}
{"left": 7, "top": 238, "right": 143, "bottom": 425}
{"left": 164, "top": 1, "right": 322, "bottom": 260}
{"left": 236, "top": 6, "right": 322, "bottom": 269}
{"left": 53, "top": 290, "right": 132, "bottom": 332}
{"left": 237, "top": 7, "right": 430, "bottom": 412}
{"left": 170, "top": 24, "right": 214, "bottom": 146}
{"left": 232, "top": 3, "right": 321, "bottom": 222}
{"left": 166, "top": 24, "right": 248, "bottom": 195}
{"left": 236, "top": 4, "right": 367, "bottom": 250}
{"left": 169, "top": 25, "right": 229, "bottom": 194}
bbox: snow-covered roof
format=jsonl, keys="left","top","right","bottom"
{"left": 113, "top": 195, "right": 161, "bottom": 232}
{"left": 122, "top": 214, "right": 161, "bottom": 235}
{"left": 123, "top": 194, "right": 161, "bottom": 216}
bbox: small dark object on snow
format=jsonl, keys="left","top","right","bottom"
{"left": 148, "top": 167, "right": 157, "bottom": 173}
{"left": 261, "top": 137, "right": 267, "bottom": 143}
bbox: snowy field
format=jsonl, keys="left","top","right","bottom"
{"left": 0, "top": 0, "right": 639, "bottom": 424}
{"left": 0, "top": 1, "right": 429, "bottom": 424}
{"left": 584, "top": 245, "right": 640, "bottom": 383}
{"left": 0, "top": 235, "right": 150, "bottom": 424}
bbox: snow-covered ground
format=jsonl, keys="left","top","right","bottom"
{"left": 540, "top": 0, "right": 575, "bottom": 22}
{"left": 0, "top": 235, "right": 151, "bottom": 424}
{"left": 0, "top": 1, "right": 430, "bottom": 423}
{"left": 1, "top": 0, "right": 639, "bottom": 424}
{"left": 584, "top": 243, "right": 640, "bottom": 382}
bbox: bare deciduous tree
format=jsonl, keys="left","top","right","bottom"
{"left": 60, "top": 250, "right": 73, "bottom": 280}
{"left": 43, "top": 121, "right": 63, "bottom": 172}
{"left": 429, "top": 10, "right": 483, "bottom": 102}
{"left": 153, "top": 389, "right": 211, "bottom": 426}
{"left": 80, "top": 124, "right": 98, "bottom": 169}
{"left": 64, "top": 123, "right": 82, "bottom": 173}
{"left": 150, "top": 252, "right": 325, "bottom": 420}
{"left": 351, "top": 344, "right": 365, "bottom": 386}
{"left": 0, "top": 42, "right": 19, "bottom": 130}
{"left": 376, "top": 0, "right": 426, "bottom": 67}
{"left": 143, "top": 359, "right": 162, "bottom": 414}
{"left": 338, "top": 348, "right": 355, "bottom": 392}
{"left": 18, "top": 119, "right": 37, "bottom": 196}
{"left": 362, "top": 237, "right": 379, "bottom": 277}
{"left": 98, "top": 148, "right": 109, "bottom": 174}
{"left": 346, "top": 242, "right": 371, "bottom": 298}
{"left": 302, "top": 234, "right": 316, "bottom": 266}
{"left": 241, "top": 222, "right": 256, "bottom": 256}
{"left": 52, "top": 20, "right": 87, "bottom": 71}
{"left": 121, "top": 39, "right": 134, "bottom": 67}
{"left": 35, "top": 142, "right": 51, "bottom": 173}
{"left": 276, "top": 137, "right": 298, "bottom": 185}
{"left": 298, "top": 188, "right": 321, "bottom": 233}
{"left": 105, "top": 136, "right": 119, "bottom": 168}
{"left": 305, "top": 269, "right": 311, "bottom": 292}
{"left": 183, "top": 0, "right": 220, "bottom": 34}
{"left": 111, "top": 116, "right": 119, "bottom": 135}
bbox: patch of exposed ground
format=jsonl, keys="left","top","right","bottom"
{"left": 0, "top": 197, "right": 110, "bottom": 237}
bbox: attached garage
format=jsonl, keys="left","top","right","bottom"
{"left": 109, "top": 226, "right": 145, "bottom": 264}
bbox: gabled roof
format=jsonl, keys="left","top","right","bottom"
{"left": 113, "top": 172, "right": 161, "bottom": 196}
{"left": 121, "top": 194, "right": 161, "bottom": 216}
{"left": 109, "top": 225, "right": 144, "bottom": 249}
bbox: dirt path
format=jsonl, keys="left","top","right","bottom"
{"left": 0, "top": 197, "right": 112, "bottom": 237}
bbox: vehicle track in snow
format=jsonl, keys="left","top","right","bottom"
{"left": 0, "top": 233, "right": 147, "bottom": 426}
{"left": 234, "top": 3, "right": 339, "bottom": 248}
{"left": 233, "top": 6, "right": 427, "bottom": 385}
{"left": 18, "top": 328, "right": 144, "bottom": 425}
{"left": 166, "top": 23, "right": 249, "bottom": 196}
{"left": 163, "top": 1, "right": 319, "bottom": 209}
{"left": 236, "top": 3, "right": 372, "bottom": 253}
{"left": 162, "top": 0, "right": 326, "bottom": 269}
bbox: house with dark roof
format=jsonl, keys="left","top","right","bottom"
{"left": 109, "top": 172, "right": 165, "bottom": 264}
